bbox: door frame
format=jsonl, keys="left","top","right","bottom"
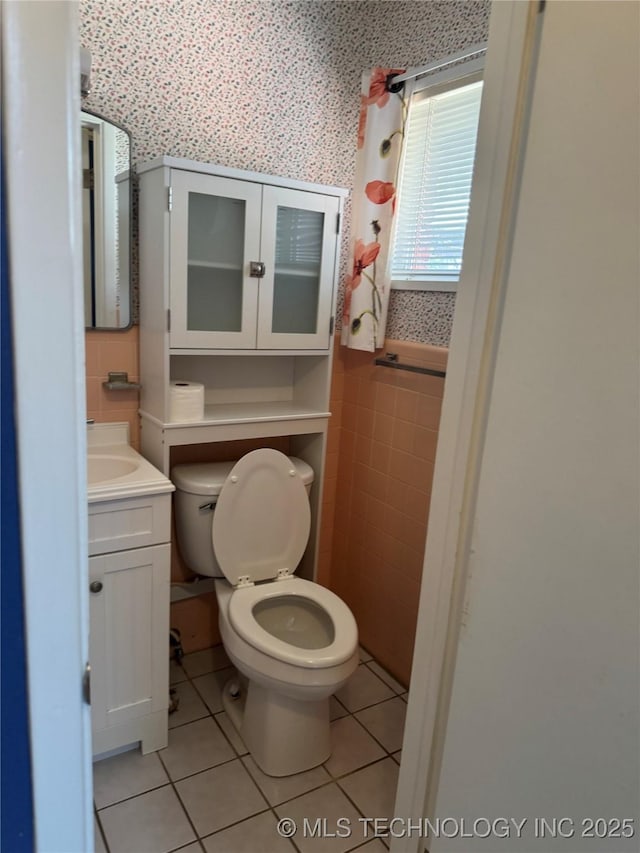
{"left": 392, "top": 2, "right": 542, "bottom": 849}
{"left": 2, "top": 2, "right": 93, "bottom": 850}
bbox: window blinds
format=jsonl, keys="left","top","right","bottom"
{"left": 275, "top": 206, "right": 323, "bottom": 270}
{"left": 391, "top": 79, "right": 483, "bottom": 283}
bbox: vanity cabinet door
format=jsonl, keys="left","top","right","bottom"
{"left": 257, "top": 186, "right": 340, "bottom": 350}
{"left": 89, "top": 544, "right": 170, "bottom": 743}
{"left": 169, "top": 170, "right": 262, "bottom": 349}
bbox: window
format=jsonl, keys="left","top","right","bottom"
{"left": 391, "top": 67, "right": 483, "bottom": 291}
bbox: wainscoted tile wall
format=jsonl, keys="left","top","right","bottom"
{"left": 82, "top": 0, "right": 462, "bottom": 673}
{"left": 86, "top": 328, "right": 446, "bottom": 676}
{"left": 85, "top": 326, "right": 141, "bottom": 449}
{"left": 321, "top": 336, "right": 447, "bottom": 687}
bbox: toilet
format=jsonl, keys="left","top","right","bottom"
{"left": 171, "top": 448, "right": 359, "bottom": 776}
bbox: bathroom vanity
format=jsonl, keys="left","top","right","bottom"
{"left": 137, "top": 157, "right": 347, "bottom": 580}
{"left": 87, "top": 423, "right": 174, "bottom": 757}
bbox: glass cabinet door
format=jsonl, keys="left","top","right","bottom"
{"left": 169, "top": 171, "right": 262, "bottom": 348}
{"left": 257, "top": 186, "right": 339, "bottom": 350}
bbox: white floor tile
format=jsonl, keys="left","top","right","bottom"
{"left": 338, "top": 758, "right": 399, "bottom": 823}
{"left": 94, "top": 816, "right": 107, "bottom": 853}
{"left": 160, "top": 717, "right": 234, "bottom": 780}
{"left": 242, "top": 754, "right": 331, "bottom": 806}
{"left": 359, "top": 645, "right": 373, "bottom": 662}
{"left": 170, "top": 659, "right": 188, "bottom": 685}
{"left": 176, "top": 758, "right": 268, "bottom": 837}
{"left": 329, "top": 695, "right": 349, "bottom": 721}
{"left": 274, "top": 783, "right": 368, "bottom": 853}
{"left": 93, "top": 749, "right": 168, "bottom": 809}
{"left": 335, "top": 665, "right": 394, "bottom": 712}
{"left": 169, "top": 679, "right": 209, "bottom": 729}
{"left": 355, "top": 697, "right": 406, "bottom": 753}
{"left": 182, "top": 646, "right": 231, "bottom": 678}
{"left": 202, "top": 810, "right": 296, "bottom": 853}
{"left": 356, "top": 841, "right": 389, "bottom": 852}
{"left": 93, "top": 643, "right": 412, "bottom": 853}
{"left": 365, "top": 661, "right": 405, "bottom": 695}
{"left": 215, "top": 710, "right": 249, "bottom": 756}
{"left": 323, "top": 716, "right": 385, "bottom": 778}
{"left": 192, "top": 667, "right": 236, "bottom": 714}
{"left": 99, "top": 785, "right": 195, "bottom": 853}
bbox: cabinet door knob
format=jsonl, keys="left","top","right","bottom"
{"left": 249, "top": 261, "right": 265, "bottom": 278}
{"left": 90, "top": 581, "right": 103, "bottom": 593}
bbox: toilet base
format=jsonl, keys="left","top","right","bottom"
{"left": 222, "top": 676, "right": 330, "bottom": 777}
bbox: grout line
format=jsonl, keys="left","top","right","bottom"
{"left": 363, "top": 660, "right": 407, "bottom": 694}
{"left": 93, "top": 806, "right": 111, "bottom": 853}
{"left": 343, "top": 713, "right": 399, "bottom": 765}
{"left": 336, "top": 756, "right": 399, "bottom": 852}
{"left": 156, "top": 745, "right": 207, "bottom": 847}
{"left": 166, "top": 839, "right": 207, "bottom": 853}
{"left": 332, "top": 693, "right": 349, "bottom": 716}
{"left": 94, "top": 644, "right": 406, "bottom": 849}
{"left": 96, "top": 779, "right": 173, "bottom": 813}
{"left": 162, "top": 752, "right": 247, "bottom": 785}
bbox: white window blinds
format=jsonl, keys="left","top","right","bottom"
{"left": 275, "top": 206, "right": 323, "bottom": 272}
{"left": 391, "top": 77, "right": 483, "bottom": 284}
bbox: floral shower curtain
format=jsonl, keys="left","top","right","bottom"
{"left": 341, "top": 67, "right": 410, "bottom": 352}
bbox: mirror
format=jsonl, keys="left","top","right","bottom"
{"left": 81, "top": 110, "right": 132, "bottom": 329}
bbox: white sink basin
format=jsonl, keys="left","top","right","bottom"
{"left": 87, "top": 454, "right": 140, "bottom": 485}
{"left": 86, "top": 422, "right": 174, "bottom": 502}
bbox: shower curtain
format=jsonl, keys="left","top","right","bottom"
{"left": 341, "top": 67, "right": 409, "bottom": 352}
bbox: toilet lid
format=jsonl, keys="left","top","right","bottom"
{"left": 211, "top": 449, "right": 311, "bottom": 586}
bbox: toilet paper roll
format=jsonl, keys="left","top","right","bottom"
{"left": 169, "top": 380, "right": 205, "bottom": 422}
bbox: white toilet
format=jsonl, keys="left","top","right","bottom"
{"left": 171, "top": 448, "right": 359, "bottom": 776}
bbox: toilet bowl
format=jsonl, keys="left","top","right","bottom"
{"left": 171, "top": 448, "right": 358, "bottom": 776}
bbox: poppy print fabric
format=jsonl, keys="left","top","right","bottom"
{"left": 341, "top": 67, "right": 410, "bottom": 351}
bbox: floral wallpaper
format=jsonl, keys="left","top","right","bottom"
{"left": 81, "top": 0, "right": 490, "bottom": 346}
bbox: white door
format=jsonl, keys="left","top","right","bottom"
{"left": 169, "top": 170, "right": 262, "bottom": 349}
{"left": 393, "top": 2, "right": 640, "bottom": 851}
{"left": 3, "top": 2, "right": 94, "bottom": 850}
{"left": 257, "top": 185, "right": 339, "bottom": 350}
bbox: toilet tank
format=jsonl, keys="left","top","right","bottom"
{"left": 171, "top": 456, "right": 314, "bottom": 579}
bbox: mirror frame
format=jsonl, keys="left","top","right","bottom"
{"left": 82, "top": 108, "right": 133, "bottom": 332}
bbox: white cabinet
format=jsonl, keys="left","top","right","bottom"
{"left": 142, "top": 158, "right": 344, "bottom": 354}
{"left": 138, "top": 158, "right": 347, "bottom": 581}
{"left": 169, "top": 171, "right": 340, "bottom": 351}
{"left": 89, "top": 492, "right": 172, "bottom": 757}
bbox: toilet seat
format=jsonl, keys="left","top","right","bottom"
{"left": 228, "top": 577, "right": 358, "bottom": 669}
{"left": 212, "top": 449, "right": 358, "bottom": 671}
{"left": 211, "top": 449, "right": 311, "bottom": 586}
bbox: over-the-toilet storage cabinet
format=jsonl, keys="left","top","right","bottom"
{"left": 138, "top": 157, "right": 347, "bottom": 580}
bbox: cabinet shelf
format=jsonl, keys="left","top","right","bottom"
{"left": 139, "top": 403, "right": 331, "bottom": 455}
{"left": 142, "top": 400, "right": 331, "bottom": 430}
{"left": 187, "top": 259, "right": 242, "bottom": 270}
{"left": 139, "top": 158, "right": 346, "bottom": 581}
{"left": 274, "top": 265, "right": 320, "bottom": 278}
{"left": 186, "top": 261, "right": 320, "bottom": 278}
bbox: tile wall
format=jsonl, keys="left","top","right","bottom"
{"left": 82, "top": 0, "right": 471, "bottom": 683}
{"left": 322, "top": 336, "right": 447, "bottom": 687}
{"left": 86, "top": 326, "right": 141, "bottom": 449}
{"left": 86, "top": 329, "right": 446, "bottom": 680}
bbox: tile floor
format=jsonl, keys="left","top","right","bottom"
{"left": 93, "top": 645, "right": 408, "bottom": 853}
